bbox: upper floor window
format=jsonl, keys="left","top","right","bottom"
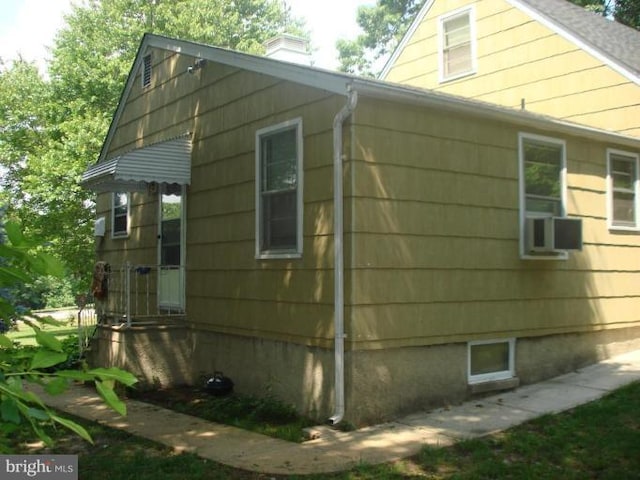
{"left": 439, "top": 6, "right": 476, "bottom": 82}
{"left": 112, "top": 192, "right": 130, "bottom": 238}
{"left": 255, "top": 118, "right": 303, "bottom": 259}
{"left": 607, "top": 149, "right": 639, "bottom": 230}
{"left": 142, "top": 53, "right": 152, "bottom": 88}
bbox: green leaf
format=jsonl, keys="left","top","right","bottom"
{"left": 34, "top": 329, "right": 63, "bottom": 352}
{"left": 0, "top": 265, "right": 32, "bottom": 285}
{"left": 44, "top": 377, "right": 69, "bottom": 395}
{"left": 30, "top": 350, "right": 68, "bottom": 370}
{"left": 26, "top": 252, "right": 65, "bottom": 278}
{"left": 56, "top": 369, "right": 93, "bottom": 382}
{"left": 89, "top": 367, "right": 138, "bottom": 387}
{"left": 26, "top": 407, "right": 50, "bottom": 421}
{"left": 0, "top": 335, "right": 14, "bottom": 349}
{"left": 51, "top": 414, "right": 93, "bottom": 444}
{"left": 1, "top": 397, "right": 21, "bottom": 424}
{"left": 4, "top": 221, "right": 25, "bottom": 247}
{"left": 30, "top": 419, "right": 54, "bottom": 447}
{"left": 95, "top": 380, "right": 126, "bottom": 416}
{"left": 31, "top": 315, "right": 65, "bottom": 328}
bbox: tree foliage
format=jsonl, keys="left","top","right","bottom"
{"left": 0, "top": 221, "right": 137, "bottom": 445}
{"left": 337, "top": 0, "right": 426, "bottom": 76}
{"left": 0, "top": 0, "right": 305, "bottom": 302}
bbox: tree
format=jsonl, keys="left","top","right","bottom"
{"left": 0, "top": 0, "right": 306, "bottom": 301}
{"left": 337, "top": 0, "right": 426, "bottom": 76}
{"left": 0, "top": 221, "right": 137, "bottom": 445}
{"left": 613, "top": 0, "right": 640, "bottom": 30}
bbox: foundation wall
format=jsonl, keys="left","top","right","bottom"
{"left": 89, "top": 325, "right": 640, "bottom": 425}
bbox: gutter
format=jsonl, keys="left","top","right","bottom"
{"left": 328, "top": 85, "right": 358, "bottom": 426}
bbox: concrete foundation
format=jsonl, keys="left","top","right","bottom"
{"left": 89, "top": 324, "right": 640, "bottom": 425}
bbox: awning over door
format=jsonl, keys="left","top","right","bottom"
{"left": 81, "top": 134, "right": 192, "bottom": 192}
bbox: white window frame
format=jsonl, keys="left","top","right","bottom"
{"left": 438, "top": 5, "right": 477, "bottom": 83}
{"left": 111, "top": 192, "right": 130, "bottom": 239}
{"left": 518, "top": 133, "right": 568, "bottom": 260}
{"left": 468, "top": 338, "right": 515, "bottom": 384}
{"left": 255, "top": 118, "right": 303, "bottom": 259}
{"left": 142, "top": 53, "right": 152, "bottom": 88}
{"left": 607, "top": 148, "right": 640, "bottom": 231}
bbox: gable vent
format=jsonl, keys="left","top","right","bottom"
{"left": 142, "top": 53, "right": 152, "bottom": 88}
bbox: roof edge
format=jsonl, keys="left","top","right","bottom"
{"left": 506, "top": 0, "right": 640, "bottom": 86}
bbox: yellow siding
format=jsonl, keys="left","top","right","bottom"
{"left": 384, "top": 0, "right": 640, "bottom": 137}
{"left": 348, "top": 98, "right": 640, "bottom": 349}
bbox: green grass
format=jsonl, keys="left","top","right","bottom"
{"left": 5, "top": 381, "right": 640, "bottom": 479}
{"left": 6, "top": 319, "right": 94, "bottom": 346}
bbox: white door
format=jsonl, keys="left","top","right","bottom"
{"left": 158, "top": 184, "right": 185, "bottom": 311}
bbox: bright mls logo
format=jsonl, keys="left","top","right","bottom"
{"left": 1, "top": 455, "right": 78, "bottom": 479}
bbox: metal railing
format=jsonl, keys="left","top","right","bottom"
{"left": 96, "top": 263, "right": 185, "bottom": 327}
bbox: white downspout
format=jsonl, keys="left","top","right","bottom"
{"left": 328, "top": 86, "right": 358, "bottom": 426}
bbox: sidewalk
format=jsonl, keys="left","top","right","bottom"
{"left": 38, "top": 349, "right": 640, "bottom": 475}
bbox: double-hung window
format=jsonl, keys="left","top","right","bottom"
{"left": 519, "top": 133, "right": 566, "bottom": 257}
{"left": 112, "top": 192, "right": 130, "bottom": 238}
{"left": 607, "top": 149, "right": 639, "bottom": 230}
{"left": 256, "top": 118, "right": 303, "bottom": 258}
{"left": 439, "top": 7, "right": 476, "bottom": 82}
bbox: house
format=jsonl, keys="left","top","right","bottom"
{"left": 81, "top": 33, "right": 640, "bottom": 425}
{"left": 381, "top": 0, "right": 640, "bottom": 138}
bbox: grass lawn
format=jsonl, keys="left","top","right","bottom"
{"left": 4, "top": 381, "right": 640, "bottom": 479}
{"left": 6, "top": 314, "right": 94, "bottom": 346}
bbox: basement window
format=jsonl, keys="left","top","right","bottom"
{"left": 142, "top": 53, "right": 152, "bottom": 88}
{"left": 468, "top": 339, "right": 515, "bottom": 384}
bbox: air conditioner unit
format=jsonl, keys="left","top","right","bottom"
{"left": 526, "top": 216, "right": 583, "bottom": 253}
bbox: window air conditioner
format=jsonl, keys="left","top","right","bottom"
{"left": 526, "top": 216, "right": 583, "bottom": 253}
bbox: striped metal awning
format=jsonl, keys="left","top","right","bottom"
{"left": 81, "top": 134, "right": 192, "bottom": 192}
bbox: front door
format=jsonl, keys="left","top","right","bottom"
{"left": 158, "top": 184, "right": 185, "bottom": 311}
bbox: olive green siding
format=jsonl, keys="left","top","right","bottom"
{"left": 96, "top": 47, "right": 640, "bottom": 353}
{"left": 347, "top": 98, "right": 640, "bottom": 350}
{"left": 96, "top": 47, "right": 346, "bottom": 347}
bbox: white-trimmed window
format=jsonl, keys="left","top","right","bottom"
{"left": 255, "top": 118, "right": 303, "bottom": 259}
{"left": 438, "top": 6, "right": 477, "bottom": 82}
{"left": 112, "top": 192, "right": 130, "bottom": 238}
{"left": 519, "top": 133, "right": 567, "bottom": 257}
{"left": 142, "top": 53, "right": 152, "bottom": 88}
{"left": 468, "top": 339, "right": 515, "bottom": 384}
{"left": 607, "top": 149, "right": 639, "bottom": 230}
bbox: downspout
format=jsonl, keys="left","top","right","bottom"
{"left": 328, "top": 86, "right": 358, "bottom": 426}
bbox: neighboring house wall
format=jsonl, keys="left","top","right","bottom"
{"left": 383, "top": 0, "right": 640, "bottom": 137}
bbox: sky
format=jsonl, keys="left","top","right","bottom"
{"left": 0, "top": 0, "right": 375, "bottom": 72}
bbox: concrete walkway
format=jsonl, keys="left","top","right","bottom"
{"left": 38, "top": 349, "right": 640, "bottom": 475}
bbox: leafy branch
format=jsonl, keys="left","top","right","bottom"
{"left": 0, "top": 221, "right": 137, "bottom": 445}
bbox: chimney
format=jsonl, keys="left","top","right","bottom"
{"left": 264, "top": 33, "right": 311, "bottom": 66}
